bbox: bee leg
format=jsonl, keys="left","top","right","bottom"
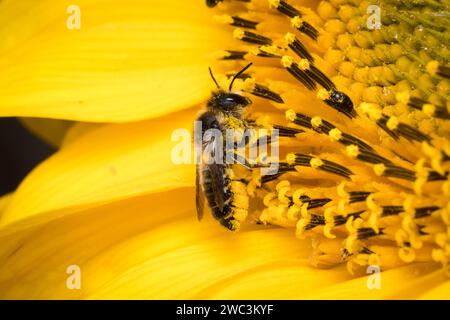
{"left": 232, "top": 153, "right": 271, "bottom": 169}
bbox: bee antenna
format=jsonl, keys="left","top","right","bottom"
{"left": 209, "top": 67, "right": 221, "bottom": 90}
{"left": 229, "top": 62, "right": 253, "bottom": 92}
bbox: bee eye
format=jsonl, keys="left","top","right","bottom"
{"left": 223, "top": 97, "right": 238, "bottom": 108}
{"left": 206, "top": 0, "right": 221, "bottom": 8}
{"left": 225, "top": 94, "right": 251, "bottom": 108}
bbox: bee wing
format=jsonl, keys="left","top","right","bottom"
{"left": 208, "top": 163, "right": 225, "bottom": 212}
{"left": 196, "top": 164, "right": 205, "bottom": 221}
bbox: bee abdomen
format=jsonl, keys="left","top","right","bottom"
{"left": 202, "top": 166, "right": 249, "bottom": 231}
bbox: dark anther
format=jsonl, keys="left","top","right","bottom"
{"left": 357, "top": 227, "right": 384, "bottom": 240}
{"left": 306, "top": 65, "right": 336, "bottom": 91}
{"left": 273, "top": 125, "right": 303, "bottom": 137}
{"left": 348, "top": 191, "right": 371, "bottom": 204}
{"left": 276, "top": 0, "right": 300, "bottom": 18}
{"left": 376, "top": 115, "right": 399, "bottom": 140}
{"left": 304, "top": 198, "right": 332, "bottom": 209}
{"left": 333, "top": 210, "right": 364, "bottom": 226}
{"left": 383, "top": 165, "right": 416, "bottom": 181}
{"left": 222, "top": 50, "right": 247, "bottom": 60}
{"left": 288, "top": 37, "right": 314, "bottom": 62}
{"left": 291, "top": 153, "right": 353, "bottom": 179}
{"left": 252, "top": 84, "right": 284, "bottom": 103}
{"left": 297, "top": 21, "right": 319, "bottom": 41}
{"left": 231, "top": 16, "right": 259, "bottom": 29}
{"left": 340, "top": 133, "right": 374, "bottom": 152}
{"left": 395, "top": 123, "right": 430, "bottom": 142}
{"left": 415, "top": 206, "right": 440, "bottom": 218}
{"left": 427, "top": 170, "right": 448, "bottom": 182}
{"left": 286, "top": 63, "right": 316, "bottom": 90}
{"left": 381, "top": 205, "right": 404, "bottom": 217}
{"left": 290, "top": 112, "right": 313, "bottom": 129}
{"left": 437, "top": 64, "right": 450, "bottom": 79}
{"left": 356, "top": 149, "right": 393, "bottom": 165}
{"left": 240, "top": 31, "right": 273, "bottom": 45}
{"left": 304, "top": 214, "right": 326, "bottom": 230}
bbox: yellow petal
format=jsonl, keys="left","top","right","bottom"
{"left": 1, "top": 108, "right": 197, "bottom": 227}
{"left": 0, "top": 189, "right": 344, "bottom": 299}
{"left": 1, "top": 188, "right": 442, "bottom": 299}
{"left": 418, "top": 280, "right": 450, "bottom": 300}
{"left": 20, "top": 118, "right": 73, "bottom": 147}
{"left": 0, "top": 194, "right": 12, "bottom": 218}
{"left": 0, "top": 0, "right": 228, "bottom": 122}
{"left": 299, "top": 263, "right": 445, "bottom": 299}
{"left": 0, "top": 190, "right": 193, "bottom": 298}
{"left": 61, "top": 122, "right": 102, "bottom": 147}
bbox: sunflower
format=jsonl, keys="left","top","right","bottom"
{"left": 0, "top": 0, "right": 449, "bottom": 299}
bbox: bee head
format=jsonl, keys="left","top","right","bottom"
{"left": 207, "top": 91, "right": 251, "bottom": 111}
{"left": 207, "top": 62, "right": 253, "bottom": 112}
{"left": 206, "top": 0, "right": 222, "bottom": 7}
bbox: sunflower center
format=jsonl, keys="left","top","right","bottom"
{"left": 206, "top": 0, "right": 450, "bottom": 275}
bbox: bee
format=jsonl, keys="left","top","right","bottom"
{"left": 196, "top": 63, "right": 254, "bottom": 231}
{"left": 206, "top": 0, "right": 250, "bottom": 8}
{"left": 206, "top": 0, "right": 222, "bottom": 7}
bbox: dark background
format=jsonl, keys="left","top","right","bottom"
{"left": 0, "top": 118, "right": 55, "bottom": 196}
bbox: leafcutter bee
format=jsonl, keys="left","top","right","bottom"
{"left": 195, "top": 63, "right": 254, "bottom": 231}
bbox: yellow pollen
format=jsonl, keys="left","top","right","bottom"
{"left": 329, "top": 128, "right": 342, "bottom": 141}
{"left": 233, "top": 194, "right": 249, "bottom": 210}
{"left": 233, "top": 28, "right": 245, "bottom": 40}
{"left": 360, "top": 102, "right": 382, "bottom": 121}
{"left": 233, "top": 208, "right": 248, "bottom": 222}
{"left": 317, "top": 88, "right": 331, "bottom": 100}
{"left": 243, "top": 77, "right": 256, "bottom": 91}
{"left": 285, "top": 109, "right": 296, "bottom": 122}
{"left": 213, "top": 14, "right": 233, "bottom": 25}
{"left": 395, "top": 91, "right": 410, "bottom": 105}
{"left": 298, "top": 59, "right": 310, "bottom": 71}
{"left": 268, "top": 0, "right": 281, "bottom": 8}
{"left": 346, "top": 144, "right": 359, "bottom": 158}
{"left": 231, "top": 181, "right": 247, "bottom": 195}
{"left": 324, "top": 224, "right": 336, "bottom": 239}
{"left": 300, "top": 203, "right": 309, "bottom": 219}
{"left": 284, "top": 32, "right": 296, "bottom": 45}
{"left": 281, "top": 55, "right": 294, "bottom": 68}
{"left": 296, "top": 219, "right": 308, "bottom": 238}
{"left": 230, "top": 220, "right": 241, "bottom": 232}
{"left": 337, "top": 181, "right": 347, "bottom": 198}
{"left": 386, "top": 116, "right": 399, "bottom": 130}
{"left": 373, "top": 163, "right": 386, "bottom": 176}
{"left": 310, "top": 157, "right": 323, "bottom": 169}
{"left": 263, "top": 192, "right": 277, "bottom": 207}
{"left": 286, "top": 153, "right": 296, "bottom": 165}
{"left": 260, "top": 45, "right": 282, "bottom": 56}
{"left": 426, "top": 60, "right": 439, "bottom": 76}
{"left": 287, "top": 205, "right": 300, "bottom": 220}
{"left": 292, "top": 189, "right": 305, "bottom": 207}
{"left": 276, "top": 180, "right": 290, "bottom": 192}
{"left": 422, "top": 104, "right": 435, "bottom": 117}
{"left": 311, "top": 116, "right": 322, "bottom": 129}
{"left": 399, "top": 247, "right": 416, "bottom": 263}
{"left": 290, "top": 16, "right": 304, "bottom": 29}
